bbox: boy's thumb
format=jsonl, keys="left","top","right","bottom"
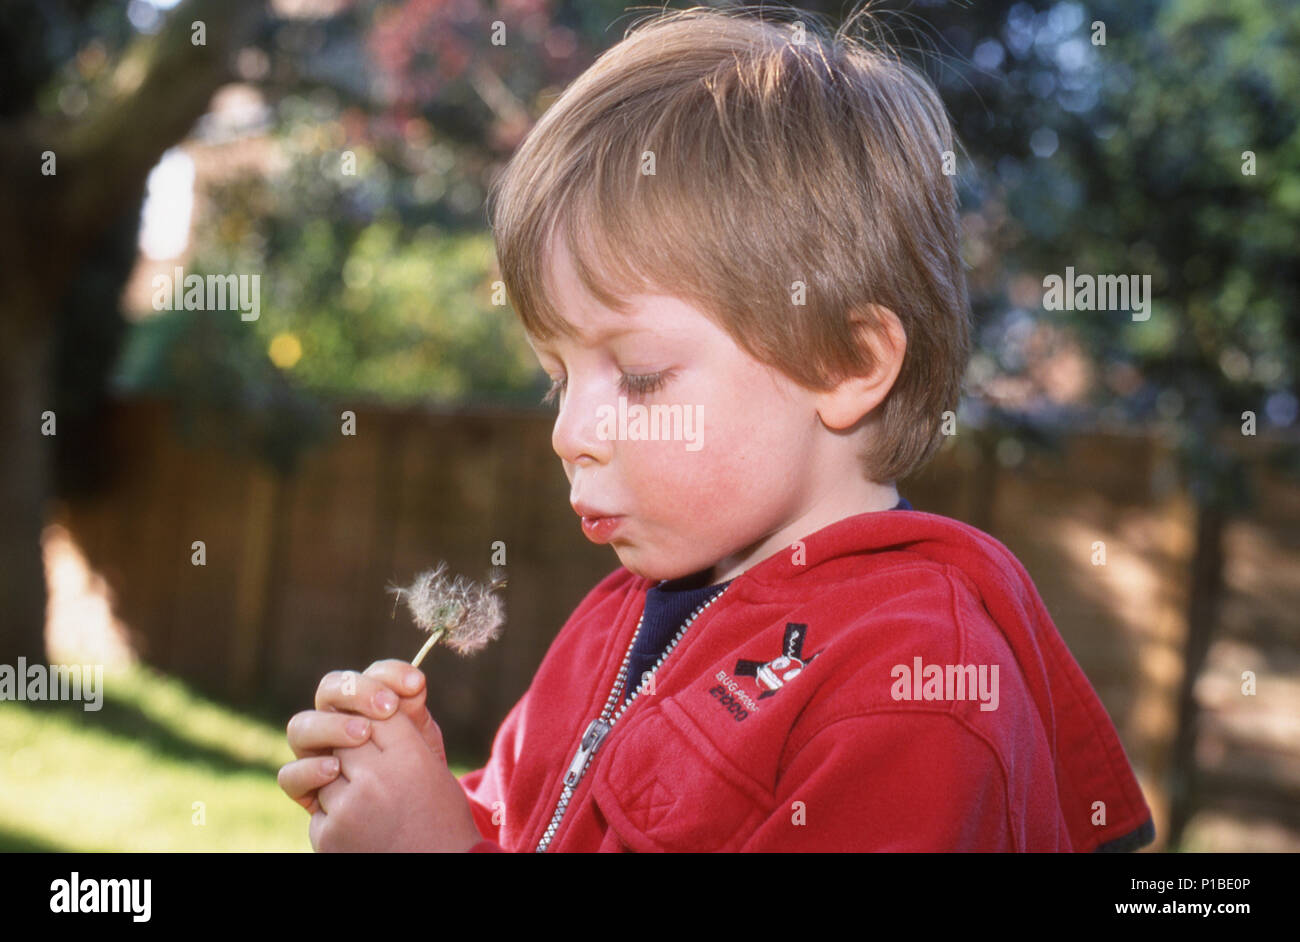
{"left": 402, "top": 698, "right": 446, "bottom": 760}
{"left": 417, "top": 710, "right": 448, "bottom": 762}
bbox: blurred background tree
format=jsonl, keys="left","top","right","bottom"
{"left": 908, "top": 0, "right": 1300, "bottom": 845}
{"left": 0, "top": 0, "right": 264, "bottom": 665}
{"left": 0, "top": 0, "right": 606, "bottom": 662}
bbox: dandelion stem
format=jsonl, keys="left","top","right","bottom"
{"left": 411, "top": 628, "right": 446, "bottom": 668}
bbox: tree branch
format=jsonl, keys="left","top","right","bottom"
{"left": 2, "top": 0, "right": 265, "bottom": 300}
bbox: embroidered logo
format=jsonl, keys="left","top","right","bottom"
{"left": 733, "top": 622, "right": 820, "bottom": 699}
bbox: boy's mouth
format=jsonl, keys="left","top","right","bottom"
{"left": 573, "top": 502, "right": 625, "bottom": 544}
{"left": 580, "top": 515, "right": 624, "bottom": 543}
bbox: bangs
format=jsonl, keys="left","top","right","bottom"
{"left": 491, "top": 91, "right": 739, "bottom": 347}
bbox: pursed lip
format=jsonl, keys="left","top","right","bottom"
{"left": 578, "top": 512, "right": 625, "bottom": 545}
{"left": 571, "top": 501, "right": 619, "bottom": 519}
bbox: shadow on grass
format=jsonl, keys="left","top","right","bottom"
{"left": 19, "top": 692, "right": 285, "bottom": 780}
{"left": 16, "top": 674, "right": 481, "bottom": 784}
{"left": 0, "top": 825, "right": 73, "bottom": 852}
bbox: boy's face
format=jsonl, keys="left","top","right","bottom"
{"left": 526, "top": 243, "right": 865, "bottom": 585}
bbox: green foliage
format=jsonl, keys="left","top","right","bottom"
{"left": 108, "top": 0, "right": 1299, "bottom": 488}
{"left": 247, "top": 216, "right": 543, "bottom": 406}
{"left": 117, "top": 86, "right": 550, "bottom": 413}
{"left": 111, "top": 300, "right": 331, "bottom": 474}
{"left": 1036, "top": 0, "right": 1300, "bottom": 502}
{"left": 902, "top": 0, "right": 1300, "bottom": 502}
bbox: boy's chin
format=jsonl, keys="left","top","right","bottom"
{"left": 615, "top": 547, "right": 715, "bottom": 585}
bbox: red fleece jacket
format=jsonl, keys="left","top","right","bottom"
{"left": 460, "top": 509, "right": 1155, "bottom": 852}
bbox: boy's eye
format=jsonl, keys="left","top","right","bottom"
{"left": 538, "top": 370, "right": 672, "bottom": 408}
{"left": 618, "top": 370, "right": 671, "bottom": 398}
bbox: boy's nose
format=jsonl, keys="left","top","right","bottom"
{"left": 551, "top": 387, "right": 614, "bottom": 466}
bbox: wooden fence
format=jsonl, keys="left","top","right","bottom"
{"left": 51, "top": 396, "right": 1300, "bottom": 846}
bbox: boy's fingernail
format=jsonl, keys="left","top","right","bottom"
{"left": 323, "top": 757, "right": 339, "bottom": 776}
{"left": 404, "top": 670, "right": 422, "bottom": 691}
{"left": 347, "top": 718, "right": 369, "bottom": 739}
{"left": 375, "top": 691, "right": 397, "bottom": 713}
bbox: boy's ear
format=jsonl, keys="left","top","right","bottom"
{"left": 815, "top": 304, "right": 907, "bottom": 431}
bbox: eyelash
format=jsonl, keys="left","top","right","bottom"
{"left": 540, "top": 371, "right": 672, "bottom": 407}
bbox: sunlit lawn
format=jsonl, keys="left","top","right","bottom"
{"left": 0, "top": 662, "right": 470, "bottom": 851}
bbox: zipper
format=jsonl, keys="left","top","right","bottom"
{"left": 533, "top": 584, "right": 729, "bottom": 852}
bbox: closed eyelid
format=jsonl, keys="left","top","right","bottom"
{"left": 538, "top": 367, "right": 673, "bottom": 407}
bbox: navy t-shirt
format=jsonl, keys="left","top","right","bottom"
{"left": 623, "top": 496, "right": 913, "bottom": 700}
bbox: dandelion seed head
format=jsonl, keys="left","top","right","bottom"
{"left": 389, "top": 561, "right": 506, "bottom": 657}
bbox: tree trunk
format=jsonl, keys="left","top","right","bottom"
{"left": 1166, "top": 498, "right": 1227, "bottom": 848}
{"left": 0, "top": 289, "right": 53, "bottom": 665}
{"left": 0, "top": 0, "right": 264, "bottom": 665}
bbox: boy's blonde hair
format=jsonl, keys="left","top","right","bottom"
{"left": 487, "top": 3, "right": 970, "bottom": 482}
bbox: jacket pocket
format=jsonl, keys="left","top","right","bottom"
{"left": 589, "top": 697, "right": 772, "bottom": 852}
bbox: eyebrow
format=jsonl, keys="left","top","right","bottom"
{"left": 532, "top": 323, "right": 646, "bottom": 351}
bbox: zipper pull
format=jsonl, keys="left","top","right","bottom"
{"left": 563, "top": 718, "right": 612, "bottom": 787}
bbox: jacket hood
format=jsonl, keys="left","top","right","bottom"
{"left": 732, "top": 507, "right": 1157, "bottom": 852}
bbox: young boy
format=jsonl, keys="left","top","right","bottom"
{"left": 279, "top": 5, "right": 1155, "bottom": 852}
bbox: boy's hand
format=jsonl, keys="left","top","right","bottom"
{"left": 311, "top": 708, "right": 483, "bottom": 852}
{"left": 279, "top": 660, "right": 442, "bottom": 815}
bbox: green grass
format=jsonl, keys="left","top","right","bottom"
{"left": 0, "top": 662, "right": 470, "bottom": 852}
